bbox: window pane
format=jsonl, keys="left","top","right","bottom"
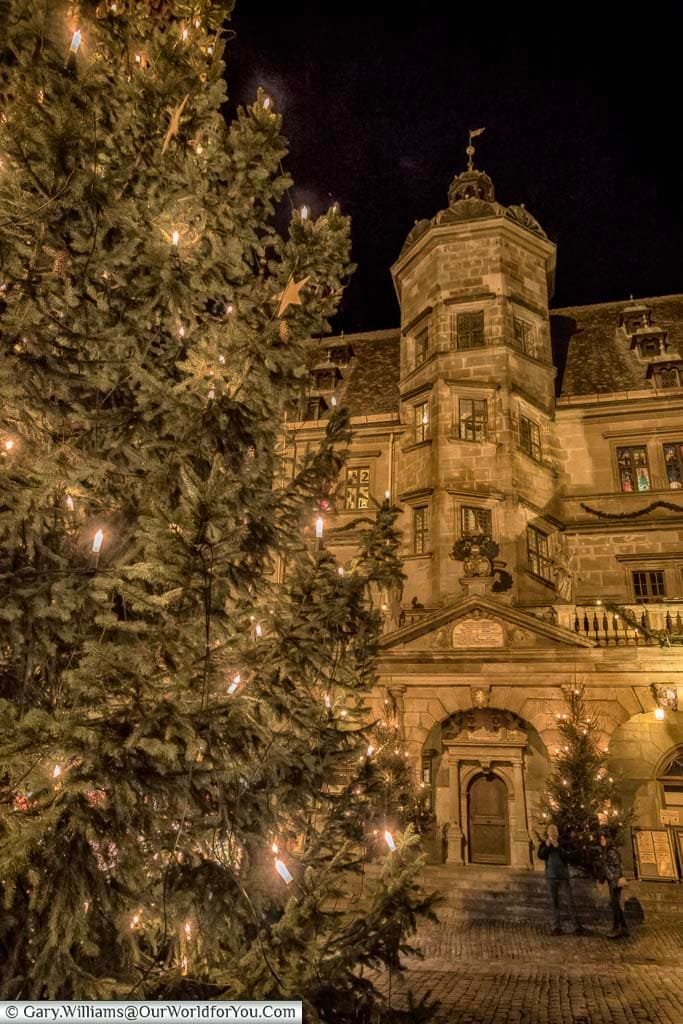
{"left": 415, "top": 328, "right": 429, "bottom": 366}
{"left": 462, "top": 507, "right": 492, "bottom": 536}
{"left": 632, "top": 569, "right": 666, "bottom": 601}
{"left": 514, "top": 318, "right": 534, "bottom": 356}
{"left": 344, "top": 465, "right": 370, "bottom": 510}
{"left": 664, "top": 443, "right": 683, "bottom": 489}
{"left": 415, "top": 402, "right": 430, "bottom": 443}
{"left": 414, "top": 506, "right": 429, "bottom": 554}
{"left": 617, "top": 446, "right": 650, "bottom": 493}
{"left": 527, "top": 526, "right": 551, "bottom": 581}
{"left": 456, "top": 311, "right": 485, "bottom": 350}
{"left": 459, "top": 398, "right": 487, "bottom": 441}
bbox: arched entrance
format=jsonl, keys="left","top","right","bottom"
{"left": 468, "top": 772, "right": 510, "bottom": 865}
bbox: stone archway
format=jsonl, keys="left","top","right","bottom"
{"left": 438, "top": 708, "right": 533, "bottom": 869}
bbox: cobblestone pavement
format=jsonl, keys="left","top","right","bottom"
{"left": 383, "top": 914, "right": 683, "bottom": 1023}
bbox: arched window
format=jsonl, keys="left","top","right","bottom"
{"left": 658, "top": 748, "right": 683, "bottom": 808}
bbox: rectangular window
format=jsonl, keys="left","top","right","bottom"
{"left": 617, "top": 445, "right": 651, "bottom": 492}
{"left": 459, "top": 398, "right": 487, "bottom": 442}
{"left": 527, "top": 526, "right": 552, "bottom": 582}
{"left": 413, "top": 506, "right": 430, "bottom": 554}
{"left": 513, "top": 317, "right": 535, "bottom": 356}
{"left": 344, "top": 466, "right": 370, "bottom": 510}
{"left": 414, "top": 401, "right": 430, "bottom": 443}
{"left": 456, "top": 311, "right": 485, "bottom": 350}
{"left": 519, "top": 415, "right": 542, "bottom": 460}
{"left": 663, "top": 442, "right": 683, "bottom": 489}
{"left": 462, "top": 506, "right": 492, "bottom": 537}
{"left": 415, "top": 327, "right": 429, "bottom": 367}
{"left": 632, "top": 570, "right": 666, "bottom": 602}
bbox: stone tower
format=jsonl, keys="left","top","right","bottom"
{"left": 391, "top": 144, "right": 558, "bottom": 606}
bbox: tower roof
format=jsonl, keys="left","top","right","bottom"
{"left": 399, "top": 132, "right": 548, "bottom": 258}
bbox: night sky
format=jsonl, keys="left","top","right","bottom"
{"left": 227, "top": 11, "right": 682, "bottom": 335}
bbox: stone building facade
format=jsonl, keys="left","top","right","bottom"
{"left": 285, "top": 158, "right": 683, "bottom": 871}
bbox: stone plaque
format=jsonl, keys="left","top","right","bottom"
{"left": 660, "top": 809, "right": 680, "bottom": 826}
{"left": 452, "top": 616, "right": 504, "bottom": 649}
{"left": 632, "top": 827, "right": 678, "bottom": 881}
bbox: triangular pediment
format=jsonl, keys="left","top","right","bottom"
{"left": 380, "top": 595, "right": 593, "bottom": 652}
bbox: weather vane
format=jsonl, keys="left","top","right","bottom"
{"left": 466, "top": 127, "right": 486, "bottom": 171}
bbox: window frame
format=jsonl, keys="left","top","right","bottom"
{"left": 616, "top": 444, "right": 652, "bottom": 493}
{"left": 513, "top": 316, "right": 535, "bottom": 357}
{"left": 631, "top": 569, "right": 666, "bottom": 603}
{"left": 519, "top": 414, "right": 542, "bottom": 461}
{"left": 414, "top": 400, "right": 431, "bottom": 444}
{"left": 413, "top": 505, "right": 430, "bottom": 555}
{"left": 458, "top": 397, "right": 488, "bottom": 442}
{"left": 455, "top": 310, "right": 485, "bottom": 351}
{"left": 414, "top": 325, "right": 429, "bottom": 367}
{"left": 527, "top": 525, "right": 552, "bottom": 582}
{"left": 461, "top": 505, "right": 493, "bottom": 538}
{"left": 343, "top": 464, "right": 371, "bottom": 511}
{"left": 663, "top": 441, "right": 683, "bottom": 490}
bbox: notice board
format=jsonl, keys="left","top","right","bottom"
{"left": 632, "top": 827, "right": 678, "bottom": 881}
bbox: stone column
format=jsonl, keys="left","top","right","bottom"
{"left": 445, "top": 751, "right": 464, "bottom": 864}
{"left": 510, "top": 758, "right": 532, "bottom": 869}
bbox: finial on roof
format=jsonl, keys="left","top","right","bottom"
{"left": 466, "top": 127, "right": 486, "bottom": 171}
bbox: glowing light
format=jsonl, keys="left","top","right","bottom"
{"left": 337, "top": 567, "right": 344, "bottom": 577}
{"left": 366, "top": 745, "right": 375, "bottom": 757}
{"left": 655, "top": 706, "right": 666, "bottom": 721}
{"left": 384, "top": 830, "right": 396, "bottom": 851}
{"left": 178, "top": 324, "right": 186, "bottom": 338}
{"left": 4, "top": 438, "right": 14, "bottom": 451}
{"left": 301, "top": 205, "right": 309, "bottom": 220}
{"left": 315, "top": 516, "right": 324, "bottom": 539}
{"left": 181, "top": 27, "right": 189, "bottom": 41}
{"left": 324, "top": 694, "right": 331, "bottom": 708}
{"left": 271, "top": 841, "right": 279, "bottom": 854}
{"left": 66, "top": 495, "right": 75, "bottom": 512}
{"left": 227, "top": 674, "right": 241, "bottom": 695}
{"left": 130, "top": 911, "right": 141, "bottom": 930}
{"left": 92, "top": 529, "right": 104, "bottom": 554}
{"left": 255, "top": 623, "right": 263, "bottom": 638}
{"left": 183, "top": 920, "right": 192, "bottom": 939}
{"left": 219, "top": 354, "right": 226, "bottom": 364}
{"left": 70, "top": 29, "right": 82, "bottom": 53}
{"left": 171, "top": 230, "right": 180, "bottom": 247}
{"left": 274, "top": 858, "right": 293, "bottom": 884}
{"left": 330, "top": 396, "right": 337, "bottom": 406}
{"left": 385, "top": 490, "right": 391, "bottom": 500}
{"left": 263, "top": 95, "right": 272, "bottom": 110}
{"left": 52, "top": 764, "right": 62, "bottom": 779}
{"left": 226, "top": 304, "right": 234, "bottom": 315}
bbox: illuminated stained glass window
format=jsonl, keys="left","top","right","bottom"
{"left": 663, "top": 442, "right": 683, "bottom": 490}
{"left": 344, "top": 466, "right": 370, "bottom": 510}
{"left": 617, "top": 446, "right": 651, "bottom": 492}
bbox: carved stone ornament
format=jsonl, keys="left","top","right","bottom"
{"left": 442, "top": 709, "right": 526, "bottom": 745}
{"left": 452, "top": 611, "right": 505, "bottom": 649}
{"left": 452, "top": 534, "right": 499, "bottom": 578}
{"left": 471, "top": 685, "right": 491, "bottom": 709}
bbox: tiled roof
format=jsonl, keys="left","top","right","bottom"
{"left": 552, "top": 295, "right": 683, "bottom": 398}
{"left": 311, "top": 330, "right": 400, "bottom": 417}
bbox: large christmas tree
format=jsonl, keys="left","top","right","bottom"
{"left": 0, "top": 3, "right": 435, "bottom": 1015}
{"left": 539, "top": 686, "right": 629, "bottom": 874}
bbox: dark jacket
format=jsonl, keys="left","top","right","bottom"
{"left": 538, "top": 840, "right": 570, "bottom": 879}
{"left": 599, "top": 843, "right": 623, "bottom": 885}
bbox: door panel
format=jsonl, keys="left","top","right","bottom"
{"left": 468, "top": 774, "right": 509, "bottom": 865}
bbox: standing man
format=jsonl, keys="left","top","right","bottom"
{"left": 598, "top": 832, "right": 629, "bottom": 938}
{"left": 537, "top": 824, "right": 585, "bottom": 935}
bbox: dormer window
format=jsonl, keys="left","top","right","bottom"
{"left": 620, "top": 304, "right": 652, "bottom": 334}
{"left": 305, "top": 395, "right": 328, "bottom": 420}
{"left": 311, "top": 366, "right": 342, "bottom": 391}
{"left": 655, "top": 366, "right": 681, "bottom": 389}
{"left": 328, "top": 344, "right": 354, "bottom": 365}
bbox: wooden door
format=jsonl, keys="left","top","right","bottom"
{"left": 468, "top": 774, "right": 509, "bottom": 865}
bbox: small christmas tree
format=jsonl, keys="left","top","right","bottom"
{"left": 539, "top": 686, "right": 629, "bottom": 873}
{"left": 364, "top": 704, "right": 433, "bottom": 855}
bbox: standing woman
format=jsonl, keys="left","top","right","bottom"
{"left": 599, "top": 832, "right": 629, "bottom": 938}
